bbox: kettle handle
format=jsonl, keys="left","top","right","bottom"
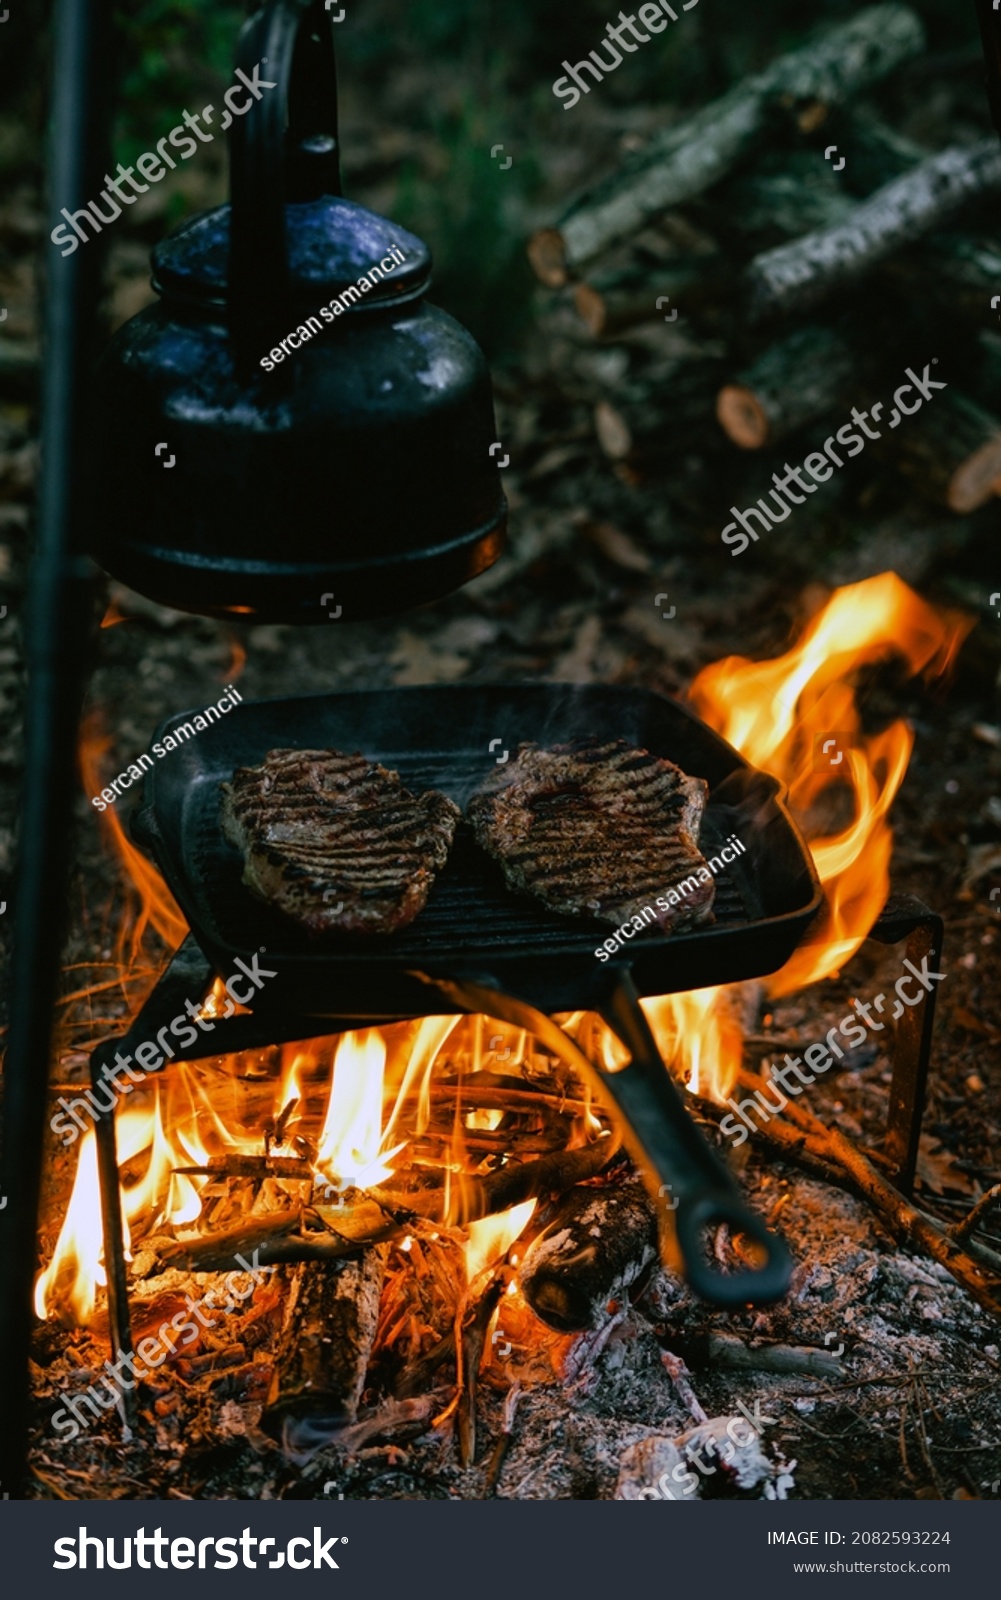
{"left": 228, "top": 0, "right": 342, "bottom": 368}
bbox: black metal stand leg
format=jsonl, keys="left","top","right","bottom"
{"left": 90, "top": 1058, "right": 136, "bottom": 1429}
{"left": 866, "top": 895, "right": 944, "bottom": 1198}
{"left": 0, "top": 0, "right": 115, "bottom": 1495}
{"left": 883, "top": 918, "right": 944, "bottom": 1197}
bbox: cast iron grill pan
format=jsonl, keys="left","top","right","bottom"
{"left": 132, "top": 684, "right": 823, "bottom": 1306}
{"left": 133, "top": 684, "right": 821, "bottom": 1017}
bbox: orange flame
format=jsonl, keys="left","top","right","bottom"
{"left": 466, "top": 1200, "right": 536, "bottom": 1287}
{"left": 316, "top": 1029, "right": 406, "bottom": 1191}
{"left": 41, "top": 576, "right": 970, "bottom": 1325}
{"left": 78, "top": 714, "right": 189, "bottom": 963}
{"left": 646, "top": 574, "right": 970, "bottom": 1099}
{"left": 689, "top": 574, "right": 969, "bottom": 993}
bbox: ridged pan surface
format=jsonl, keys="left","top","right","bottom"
{"left": 132, "top": 685, "right": 823, "bottom": 1016}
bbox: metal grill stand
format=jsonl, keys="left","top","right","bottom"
{"left": 89, "top": 891, "right": 943, "bottom": 1418}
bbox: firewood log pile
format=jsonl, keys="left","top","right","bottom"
{"left": 528, "top": 4, "right": 1001, "bottom": 523}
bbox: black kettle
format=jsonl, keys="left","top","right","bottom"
{"left": 91, "top": 0, "right": 507, "bottom": 623}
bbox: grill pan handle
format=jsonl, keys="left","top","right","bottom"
{"left": 417, "top": 972, "right": 791, "bottom": 1308}
{"left": 596, "top": 971, "right": 791, "bottom": 1307}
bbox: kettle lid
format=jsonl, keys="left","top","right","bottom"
{"left": 152, "top": 194, "right": 430, "bottom": 309}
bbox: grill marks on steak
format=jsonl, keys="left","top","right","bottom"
{"left": 467, "top": 738, "right": 715, "bottom": 932}
{"left": 220, "top": 749, "right": 460, "bottom": 936}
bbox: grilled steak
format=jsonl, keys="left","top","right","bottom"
{"left": 467, "top": 738, "right": 715, "bottom": 932}
{"left": 220, "top": 749, "right": 460, "bottom": 936}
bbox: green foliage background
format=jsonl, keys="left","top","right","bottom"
{"left": 15, "top": 0, "right": 984, "bottom": 354}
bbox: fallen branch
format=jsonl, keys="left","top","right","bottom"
{"left": 696, "top": 1077, "right": 1001, "bottom": 1315}
{"left": 744, "top": 140, "right": 1001, "bottom": 322}
{"left": 484, "top": 1383, "right": 521, "bottom": 1496}
{"left": 763, "top": 1088, "right": 1001, "bottom": 1316}
{"left": 574, "top": 256, "right": 728, "bottom": 338}
{"left": 952, "top": 1183, "right": 1001, "bottom": 1244}
{"left": 682, "top": 1330, "right": 846, "bottom": 1381}
{"left": 528, "top": 5, "right": 924, "bottom": 283}
{"left": 691, "top": 1088, "right": 846, "bottom": 1187}
{"left": 457, "top": 1274, "right": 505, "bottom": 1469}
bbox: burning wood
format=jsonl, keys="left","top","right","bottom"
{"left": 264, "top": 1249, "right": 388, "bottom": 1439}
{"left": 456, "top": 1271, "right": 505, "bottom": 1468}
{"left": 26, "top": 564, "right": 994, "bottom": 1505}
{"left": 517, "top": 1177, "right": 659, "bottom": 1332}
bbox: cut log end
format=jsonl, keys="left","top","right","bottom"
{"left": 716, "top": 385, "right": 770, "bottom": 449}
{"left": 527, "top": 228, "right": 569, "bottom": 288}
{"left": 594, "top": 401, "right": 633, "bottom": 461}
{"left": 890, "top": 389, "right": 1001, "bottom": 513}
{"left": 523, "top": 1276, "right": 592, "bottom": 1333}
{"left": 518, "top": 1178, "right": 658, "bottom": 1332}
{"left": 950, "top": 434, "right": 1001, "bottom": 512}
{"left": 573, "top": 283, "right": 608, "bottom": 337}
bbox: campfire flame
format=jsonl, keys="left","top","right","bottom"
{"left": 78, "top": 715, "right": 188, "bottom": 966}
{"left": 689, "top": 573, "right": 968, "bottom": 993}
{"left": 315, "top": 1030, "right": 406, "bottom": 1191}
{"left": 466, "top": 1200, "right": 537, "bottom": 1287}
{"left": 644, "top": 573, "right": 970, "bottom": 1097}
{"left": 39, "top": 575, "right": 970, "bottom": 1325}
